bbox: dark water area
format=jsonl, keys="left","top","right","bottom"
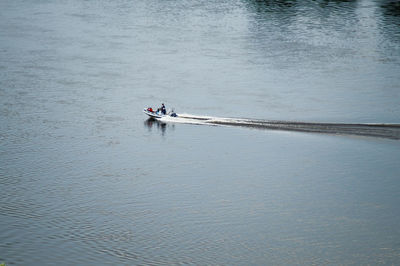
{"left": 1, "top": 0, "right": 400, "bottom": 265}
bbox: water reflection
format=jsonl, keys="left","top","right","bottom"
{"left": 319, "top": 0, "right": 358, "bottom": 4}
{"left": 244, "top": 0, "right": 298, "bottom": 22}
{"left": 144, "top": 118, "right": 174, "bottom": 136}
{"left": 247, "top": 0, "right": 297, "bottom": 11}
{"left": 378, "top": 0, "right": 400, "bottom": 37}
{"left": 376, "top": 1, "right": 400, "bottom": 50}
{"left": 380, "top": 0, "right": 400, "bottom": 18}
{"left": 243, "top": 0, "right": 360, "bottom": 69}
{"left": 245, "top": 0, "right": 359, "bottom": 22}
{"left": 245, "top": 0, "right": 358, "bottom": 13}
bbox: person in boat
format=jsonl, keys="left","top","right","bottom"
{"left": 160, "top": 103, "right": 166, "bottom": 115}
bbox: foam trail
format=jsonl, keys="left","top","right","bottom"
{"left": 158, "top": 115, "right": 211, "bottom": 126}
{"left": 159, "top": 114, "right": 400, "bottom": 140}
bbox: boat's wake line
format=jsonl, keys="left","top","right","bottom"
{"left": 158, "top": 114, "right": 400, "bottom": 140}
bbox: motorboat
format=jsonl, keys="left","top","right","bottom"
{"left": 143, "top": 107, "right": 177, "bottom": 119}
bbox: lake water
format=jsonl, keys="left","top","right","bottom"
{"left": 1, "top": 0, "right": 400, "bottom": 265}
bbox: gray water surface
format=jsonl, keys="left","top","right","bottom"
{"left": 1, "top": 0, "right": 400, "bottom": 265}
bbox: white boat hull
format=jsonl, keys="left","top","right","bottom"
{"left": 143, "top": 108, "right": 163, "bottom": 119}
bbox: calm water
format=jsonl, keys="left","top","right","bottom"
{"left": 1, "top": 0, "right": 400, "bottom": 265}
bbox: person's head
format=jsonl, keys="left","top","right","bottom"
{"left": 162, "top": 103, "right": 165, "bottom": 106}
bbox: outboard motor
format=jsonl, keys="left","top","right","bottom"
{"left": 169, "top": 108, "right": 177, "bottom": 117}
